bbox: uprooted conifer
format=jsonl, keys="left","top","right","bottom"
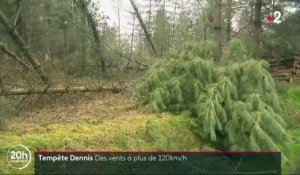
{"left": 133, "top": 48, "right": 290, "bottom": 151}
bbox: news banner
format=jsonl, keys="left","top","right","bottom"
{"left": 6, "top": 145, "right": 282, "bottom": 174}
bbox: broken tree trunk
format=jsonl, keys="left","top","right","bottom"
{"left": 0, "top": 42, "right": 31, "bottom": 70}
{"left": 129, "top": 0, "right": 158, "bottom": 57}
{"left": 0, "top": 10, "right": 51, "bottom": 86}
{"left": 1, "top": 86, "right": 122, "bottom": 96}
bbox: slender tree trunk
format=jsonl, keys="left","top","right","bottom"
{"left": 249, "top": 1, "right": 254, "bottom": 35}
{"left": 117, "top": 0, "right": 121, "bottom": 45}
{"left": 148, "top": 0, "right": 152, "bottom": 32}
{"left": 172, "top": 1, "right": 177, "bottom": 50}
{"left": 0, "top": 10, "right": 51, "bottom": 86}
{"left": 253, "top": 0, "right": 262, "bottom": 45}
{"left": 226, "top": 0, "right": 232, "bottom": 41}
{"left": 202, "top": 11, "right": 207, "bottom": 41}
{"left": 130, "top": 16, "right": 136, "bottom": 57}
{"left": 127, "top": 14, "right": 136, "bottom": 69}
{"left": 63, "top": 29, "right": 67, "bottom": 55}
{"left": 80, "top": 30, "right": 86, "bottom": 73}
{"left": 213, "top": 0, "right": 222, "bottom": 62}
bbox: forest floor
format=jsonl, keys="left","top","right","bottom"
{"left": 0, "top": 91, "right": 202, "bottom": 174}
{"left": 281, "top": 83, "right": 300, "bottom": 174}
{"left": 0, "top": 80, "right": 300, "bottom": 174}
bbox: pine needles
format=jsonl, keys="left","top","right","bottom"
{"left": 133, "top": 51, "right": 290, "bottom": 151}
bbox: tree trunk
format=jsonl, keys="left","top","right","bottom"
{"left": 64, "top": 29, "right": 67, "bottom": 55}
{"left": 74, "top": 0, "right": 106, "bottom": 73}
{"left": 1, "top": 86, "right": 122, "bottom": 96}
{"left": 202, "top": 10, "right": 207, "bottom": 41}
{"left": 129, "top": 0, "right": 158, "bottom": 57}
{"left": 213, "top": 0, "right": 222, "bottom": 62}
{"left": 253, "top": 0, "right": 262, "bottom": 45}
{"left": 128, "top": 14, "right": 136, "bottom": 69}
{"left": 0, "top": 42, "right": 31, "bottom": 70}
{"left": 148, "top": 0, "right": 152, "bottom": 32}
{"left": 0, "top": 10, "right": 51, "bottom": 86}
{"left": 172, "top": 1, "right": 177, "bottom": 50}
{"left": 226, "top": 0, "right": 232, "bottom": 41}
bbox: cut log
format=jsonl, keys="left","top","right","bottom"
{"left": 275, "top": 77, "right": 293, "bottom": 82}
{"left": 1, "top": 86, "right": 122, "bottom": 96}
{"left": 270, "top": 68, "right": 292, "bottom": 72}
{"left": 272, "top": 75, "right": 290, "bottom": 78}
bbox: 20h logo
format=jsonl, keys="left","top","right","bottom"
{"left": 7, "top": 145, "right": 32, "bottom": 170}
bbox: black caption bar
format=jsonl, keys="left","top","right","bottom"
{"left": 35, "top": 151, "right": 281, "bottom": 175}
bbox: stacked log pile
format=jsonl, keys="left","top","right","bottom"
{"left": 268, "top": 53, "right": 300, "bottom": 82}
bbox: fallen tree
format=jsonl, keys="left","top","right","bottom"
{"left": 0, "top": 9, "right": 51, "bottom": 86}
{"left": 0, "top": 42, "right": 31, "bottom": 70}
{"left": 0, "top": 86, "right": 122, "bottom": 96}
{"left": 129, "top": 0, "right": 158, "bottom": 57}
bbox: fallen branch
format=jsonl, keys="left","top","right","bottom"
{"left": 106, "top": 44, "right": 148, "bottom": 68}
{"left": 11, "top": 0, "right": 22, "bottom": 30}
{"left": 77, "top": 64, "right": 147, "bottom": 71}
{"left": 1, "top": 86, "right": 122, "bottom": 96}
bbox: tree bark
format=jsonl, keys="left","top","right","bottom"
{"left": 213, "top": 0, "right": 222, "bottom": 62}
{"left": 0, "top": 10, "right": 51, "bottom": 86}
{"left": 129, "top": 0, "right": 158, "bottom": 57}
{"left": 253, "top": 0, "right": 262, "bottom": 45}
{"left": 1, "top": 86, "right": 122, "bottom": 96}
{"left": 63, "top": 29, "right": 67, "bottom": 55}
{"left": 226, "top": 0, "right": 232, "bottom": 41}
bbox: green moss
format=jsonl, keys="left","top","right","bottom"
{"left": 287, "top": 87, "right": 300, "bottom": 107}
{"left": 282, "top": 129, "right": 300, "bottom": 174}
{"left": 0, "top": 114, "right": 201, "bottom": 174}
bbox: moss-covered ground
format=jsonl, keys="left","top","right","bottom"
{"left": 281, "top": 86, "right": 300, "bottom": 174}
{"left": 0, "top": 93, "right": 201, "bottom": 174}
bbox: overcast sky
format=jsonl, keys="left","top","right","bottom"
{"left": 95, "top": 0, "right": 298, "bottom": 38}
{"left": 96, "top": 0, "right": 132, "bottom": 35}
{"left": 95, "top": 0, "right": 192, "bottom": 37}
